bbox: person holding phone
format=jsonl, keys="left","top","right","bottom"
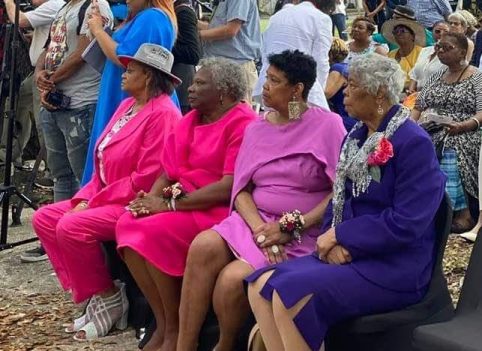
{"left": 34, "top": 0, "right": 113, "bottom": 201}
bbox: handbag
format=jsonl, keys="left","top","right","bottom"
{"left": 420, "top": 121, "right": 449, "bottom": 160}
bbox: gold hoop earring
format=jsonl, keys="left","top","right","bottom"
{"left": 288, "top": 95, "right": 302, "bottom": 120}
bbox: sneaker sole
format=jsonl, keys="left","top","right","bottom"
{"left": 34, "top": 183, "right": 54, "bottom": 190}
{"left": 20, "top": 255, "right": 49, "bottom": 263}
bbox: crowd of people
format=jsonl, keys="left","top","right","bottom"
{"left": 1, "top": 0, "right": 482, "bottom": 350}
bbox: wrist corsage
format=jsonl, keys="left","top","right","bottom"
{"left": 367, "top": 137, "right": 394, "bottom": 182}
{"left": 279, "top": 210, "right": 305, "bottom": 243}
{"left": 162, "top": 182, "right": 186, "bottom": 211}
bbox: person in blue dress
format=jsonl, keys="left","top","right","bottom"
{"left": 326, "top": 38, "right": 357, "bottom": 131}
{"left": 246, "top": 54, "right": 446, "bottom": 351}
{"left": 82, "top": 0, "right": 178, "bottom": 184}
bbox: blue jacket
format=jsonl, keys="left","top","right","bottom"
{"left": 322, "top": 105, "right": 446, "bottom": 293}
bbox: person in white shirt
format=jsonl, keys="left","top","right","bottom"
{"left": 408, "top": 20, "right": 450, "bottom": 94}
{"left": 253, "top": 0, "right": 336, "bottom": 110}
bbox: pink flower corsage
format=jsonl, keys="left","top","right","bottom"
{"left": 279, "top": 210, "right": 305, "bottom": 243}
{"left": 162, "top": 182, "right": 185, "bottom": 201}
{"left": 367, "top": 137, "right": 394, "bottom": 182}
{"left": 162, "top": 182, "right": 186, "bottom": 211}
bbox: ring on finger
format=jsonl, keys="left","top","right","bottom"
{"left": 256, "top": 235, "right": 266, "bottom": 244}
{"left": 271, "top": 245, "right": 280, "bottom": 254}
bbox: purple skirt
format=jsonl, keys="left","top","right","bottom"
{"left": 245, "top": 254, "right": 427, "bottom": 351}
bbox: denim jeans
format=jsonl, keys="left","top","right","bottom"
{"left": 331, "top": 13, "right": 348, "bottom": 41}
{"left": 40, "top": 104, "right": 95, "bottom": 202}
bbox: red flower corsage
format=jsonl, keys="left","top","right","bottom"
{"left": 162, "top": 182, "right": 185, "bottom": 201}
{"left": 367, "top": 137, "right": 394, "bottom": 182}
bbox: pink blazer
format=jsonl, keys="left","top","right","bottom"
{"left": 73, "top": 94, "right": 181, "bottom": 208}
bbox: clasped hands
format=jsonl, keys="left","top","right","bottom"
{"left": 126, "top": 191, "right": 169, "bottom": 217}
{"left": 253, "top": 222, "right": 290, "bottom": 264}
{"left": 316, "top": 227, "right": 352, "bottom": 265}
{"left": 253, "top": 223, "right": 352, "bottom": 265}
{"left": 35, "top": 70, "right": 57, "bottom": 110}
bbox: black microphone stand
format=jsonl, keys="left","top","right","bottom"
{"left": 0, "top": 0, "right": 38, "bottom": 251}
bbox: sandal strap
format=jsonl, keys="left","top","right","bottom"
{"left": 74, "top": 284, "right": 128, "bottom": 340}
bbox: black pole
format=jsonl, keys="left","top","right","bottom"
{"left": 0, "top": 0, "right": 38, "bottom": 250}
{"left": 0, "top": 5, "right": 21, "bottom": 246}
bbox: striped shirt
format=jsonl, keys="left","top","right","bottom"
{"left": 406, "top": 0, "right": 453, "bottom": 29}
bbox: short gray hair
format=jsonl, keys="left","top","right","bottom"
{"left": 448, "top": 12, "right": 468, "bottom": 28}
{"left": 349, "top": 53, "right": 405, "bottom": 105}
{"left": 198, "top": 57, "right": 247, "bottom": 101}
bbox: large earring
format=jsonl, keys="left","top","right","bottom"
{"left": 377, "top": 104, "right": 384, "bottom": 116}
{"left": 220, "top": 95, "right": 224, "bottom": 106}
{"left": 288, "top": 96, "right": 302, "bottom": 120}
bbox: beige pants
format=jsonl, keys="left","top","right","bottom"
{"left": 240, "top": 60, "right": 258, "bottom": 106}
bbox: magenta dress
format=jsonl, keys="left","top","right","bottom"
{"left": 115, "top": 103, "right": 257, "bottom": 276}
{"left": 212, "top": 107, "right": 346, "bottom": 269}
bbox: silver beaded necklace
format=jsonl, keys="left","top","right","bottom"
{"left": 331, "top": 107, "right": 410, "bottom": 227}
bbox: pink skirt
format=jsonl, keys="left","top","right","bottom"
{"left": 116, "top": 210, "right": 220, "bottom": 276}
{"left": 213, "top": 210, "right": 318, "bottom": 270}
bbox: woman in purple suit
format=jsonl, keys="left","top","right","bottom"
{"left": 247, "top": 53, "right": 446, "bottom": 351}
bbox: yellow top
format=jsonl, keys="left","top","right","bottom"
{"left": 388, "top": 45, "right": 424, "bottom": 87}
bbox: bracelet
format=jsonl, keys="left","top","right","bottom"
{"left": 279, "top": 210, "right": 305, "bottom": 244}
{"left": 470, "top": 117, "right": 480, "bottom": 130}
{"left": 170, "top": 198, "right": 177, "bottom": 212}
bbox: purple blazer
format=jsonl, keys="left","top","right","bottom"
{"left": 322, "top": 105, "right": 446, "bottom": 293}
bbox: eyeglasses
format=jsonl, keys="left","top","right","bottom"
{"left": 434, "top": 43, "right": 456, "bottom": 52}
{"left": 434, "top": 29, "right": 448, "bottom": 34}
{"left": 448, "top": 21, "right": 462, "bottom": 26}
{"left": 392, "top": 27, "right": 411, "bottom": 35}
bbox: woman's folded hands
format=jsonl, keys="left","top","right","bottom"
{"left": 253, "top": 222, "right": 291, "bottom": 264}
{"left": 317, "top": 227, "right": 352, "bottom": 265}
{"left": 127, "top": 190, "right": 169, "bottom": 217}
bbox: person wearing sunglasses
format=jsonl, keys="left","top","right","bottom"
{"left": 412, "top": 32, "right": 482, "bottom": 236}
{"left": 382, "top": 17, "right": 426, "bottom": 91}
{"left": 408, "top": 20, "right": 450, "bottom": 94}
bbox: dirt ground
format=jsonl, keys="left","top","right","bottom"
{"left": 0, "top": 169, "right": 475, "bottom": 350}
{"left": 0, "top": 208, "right": 139, "bottom": 351}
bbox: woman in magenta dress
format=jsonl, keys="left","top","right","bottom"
{"left": 115, "top": 57, "right": 257, "bottom": 351}
{"left": 177, "top": 50, "right": 346, "bottom": 351}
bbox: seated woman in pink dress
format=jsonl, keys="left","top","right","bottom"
{"left": 115, "top": 57, "right": 257, "bottom": 351}
{"left": 177, "top": 50, "right": 347, "bottom": 351}
{"left": 31, "top": 44, "right": 182, "bottom": 341}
